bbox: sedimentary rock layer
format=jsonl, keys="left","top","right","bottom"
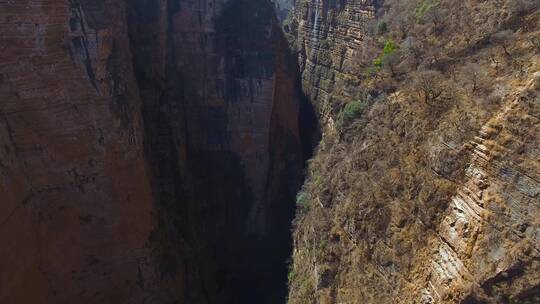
{"left": 287, "top": 0, "right": 378, "bottom": 121}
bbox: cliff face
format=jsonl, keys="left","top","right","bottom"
{"left": 0, "top": 1, "right": 308, "bottom": 303}
{"left": 129, "top": 0, "right": 308, "bottom": 302}
{"left": 287, "top": 0, "right": 540, "bottom": 303}
{"left": 286, "top": 0, "right": 379, "bottom": 121}
{"left": 3, "top": 0, "right": 538, "bottom": 303}
{"left": 0, "top": 1, "right": 162, "bottom": 303}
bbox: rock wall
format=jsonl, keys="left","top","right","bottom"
{"left": 0, "top": 0, "right": 169, "bottom": 303}
{"left": 413, "top": 85, "right": 540, "bottom": 303}
{"left": 287, "top": 0, "right": 379, "bottom": 123}
{"left": 0, "top": 0, "right": 308, "bottom": 303}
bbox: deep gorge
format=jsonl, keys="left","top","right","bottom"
{"left": 1, "top": 0, "right": 539, "bottom": 303}
{"left": 128, "top": 0, "right": 319, "bottom": 302}
{"left": 1, "top": 0, "right": 318, "bottom": 303}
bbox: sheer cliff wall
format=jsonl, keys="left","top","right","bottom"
{"left": 0, "top": 1, "right": 161, "bottom": 302}
{"left": 0, "top": 1, "right": 309, "bottom": 303}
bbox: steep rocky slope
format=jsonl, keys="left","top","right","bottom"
{"left": 0, "top": 1, "right": 311, "bottom": 303}
{"left": 287, "top": 0, "right": 540, "bottom": 303}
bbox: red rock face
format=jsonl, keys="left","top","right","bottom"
{"left": 1, "top": 0, "right": 309, "bottom": 303}
{"left": 0, "top": 0, "right": 174, "bottom": 303}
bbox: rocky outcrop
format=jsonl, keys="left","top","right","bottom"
{"left": 1, "top": 0, "right": 309, "bottom": 303}
{"left": 414, "top": 83, "right": 540, "bottom": 303}
{"left": 286, "top": 0, "right": 379, "bottom": 123}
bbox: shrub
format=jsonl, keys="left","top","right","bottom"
{"left": 373, "top": 57, "right": 383, "bottom": 68}
{"left": 372, "top": 40, "right": 397, "bottom": 74}
{"left": 335, "top": 100, "right": 366, "bottom": 130}
{"left": 296, "top": 191, "right": 308, "bottom": 207}
{"left": 377, "top": 21, "right": 388, "bottom": 34}
{"left": 288, "top": 269, "right": 295, "bottom": 284}
{"left": 383, "top": 40, "right": 396, "bottom": 55}
{"left": 414, "top": 0, "right": 439, "bottom": 20}
{"left": 373, "top": 40, "right": 396, "bottom": 65}
{"left": 426, "top": 35, "right": 439, "bottom": 46}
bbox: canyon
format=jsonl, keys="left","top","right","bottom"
{"left": 1, "top": 0, "right": 316, "bottom": 303}
{"left": 1, "top": 0, "right": 539, "bottom": 304}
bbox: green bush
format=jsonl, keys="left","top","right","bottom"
{"left": 288, "top": 269, "right": 296, "bottom": 284}
{"left": 373, "top": 57, "right": 383, "bottom": 67}
{"left": 335, "top": 100, "right": 366, "bottom": 130}
{"left": 372, "top": 40, "right": 396, "bottom": 69}
{"left": 383, "top": 40, "right": 396, "bottom": 55}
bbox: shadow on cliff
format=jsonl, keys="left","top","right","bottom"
{"left": 128, "top": 0, "right": 320, "bottom": 303}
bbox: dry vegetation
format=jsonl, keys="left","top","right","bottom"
{"left": 288, "top": 0, "right": 539, "bottom": 303}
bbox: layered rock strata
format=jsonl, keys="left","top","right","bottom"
{"left": 287, "top": 0, "right": 379, "bottom": 122}
{"left": 415, "top": 83, "right": 540, "bottom": 303}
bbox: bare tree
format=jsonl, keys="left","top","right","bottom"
{"left": 412, "top": 70, "right": 445, "bottom": 104}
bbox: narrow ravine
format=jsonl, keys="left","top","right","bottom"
{"left": 128, "top": 0, "right": 319, "bottom": 303}
{"left": 2, "top": 1, "right": 538, "bottom": 304}
{"left": 0, "top": 0, "right": 319, "bottom": 303}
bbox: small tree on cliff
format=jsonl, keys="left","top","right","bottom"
{"left": 412, "top": 70, "right": 445, "bottom": 104}
{"left": 335, "top": 100, "right": 367, "bottom": 131}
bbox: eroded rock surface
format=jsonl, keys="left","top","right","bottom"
{"left": 0, "top": 1, "right": 161, "bottom": 303}
{"left": 286, "top": 0, "right": 379, "bottom": 120}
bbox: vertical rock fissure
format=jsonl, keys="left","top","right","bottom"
{"left": 128, "top": 0, "right": 319, "bottom": 303}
